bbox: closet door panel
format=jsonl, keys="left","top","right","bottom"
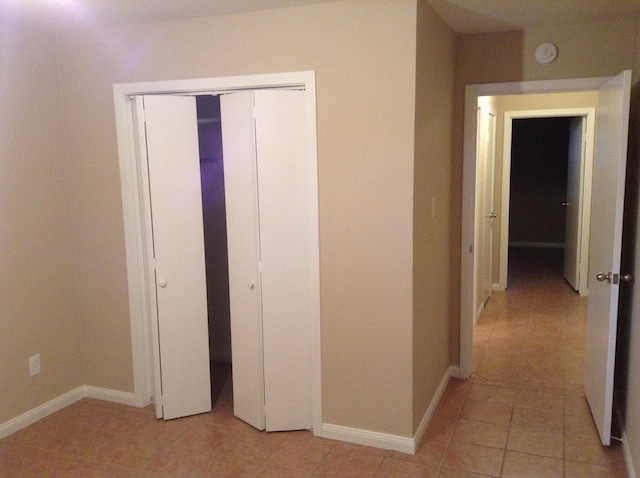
{"left": 143, "top": 95, "right": 211, "bottom": 420}
{"left": 254, "top": 90, "right": 313, "bottom": 431}
{"left": 220, "top": 92, "right": 266, "bottom": 430}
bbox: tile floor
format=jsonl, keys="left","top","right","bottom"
{"left": 0, "top": 248, "right": 629, "bottom": 476}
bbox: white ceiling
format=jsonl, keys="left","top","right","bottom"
{"left": 2, "top": 0, "right": 639, "bottom": 32}
{"left": 427, "top": 0, "right": 640, "bottom": 34}
{"left": 0, "top": 0, "right": 337, "bottom": 29}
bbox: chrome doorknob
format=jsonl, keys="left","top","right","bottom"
{"left": 622, "top": 273, "right": 634, "bottom": 283}
{"left": 489, "top": 212, "right": 497, "bottom": 219}
{"left": 562, "top": 202, "right": 570, "bottom": 207}
{"left": 596, "top": 272, "right": 612, "bottom": 283}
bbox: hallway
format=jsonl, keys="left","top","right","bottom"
{"left": 425, "top": 247, "right": 627, "bottom": 476}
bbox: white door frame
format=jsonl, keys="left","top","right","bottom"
{"left": 498, "top": 107, "right": 595, "bottom": 295}
{"left": 113, "top": 71, "right": 322, "bottom": 431}
{"left": 460, "top": 76, "right": 614, "bottom": 378}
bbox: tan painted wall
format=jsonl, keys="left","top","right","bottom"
{"left": 412, "top": 0, "right": 455, "bottom": 433}
{"left": 56, "top": 1, "right": 419, "bottom": 437}
{"left": 451, "top": 18, "right": 639, "bottom": 364}
{"left": 0, "top": 22, "right": 83, "bottom": 422}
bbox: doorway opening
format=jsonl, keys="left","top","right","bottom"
{"left": 460, "top": 76, "right": 614, "bottom": 378}
{"left": 508, "top": 117, "right": 577, "bottom": 292}
{"left": 461, "top": 72, "right": 633, "bottom": 447}
{"left": 497, "top": 108, "right": 596, "bottom": 297}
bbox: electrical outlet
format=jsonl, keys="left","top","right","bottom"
{"left": 29, "top": 354, "right": 40, "bottom": 376}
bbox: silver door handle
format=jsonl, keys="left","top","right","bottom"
{"left": 596, "top": 272, "right": 612, "bottom": 283}
{"left": 489, "top": 212, "right": 497, "bottom": 219}
{"left": 562, "top": 202, "right": 570, "bottom": 207}
{"left": 622, "top": 273, "right": 634, "bottom": 283}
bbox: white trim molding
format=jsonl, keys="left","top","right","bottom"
{"left": 85, "top": 386, "right": 137, "bottom": 406}
{"left": 0, "top": 386, "right": 136, "bottom": 439}
{"left": 321, "top": 423, "right": 415, "bottom": 455}
{"left": 413, "top": 365, "right": 460, "bottom": 453}
{"left": 320, "top": 365, "right": 460, "bottom": 455}
{"left": 498, "top": 107, "right": 595, "bottom": 294}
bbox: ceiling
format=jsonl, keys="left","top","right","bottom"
{"left": 2, "top": 0, "right": 639, "bottom": 32}
{"left": 427, "top": 0, "right": 640, "bottom": 33}
{"left": 0, "top": 0, "right": 338, "bottom": 29}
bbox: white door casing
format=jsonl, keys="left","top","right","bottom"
{"left": 584, "top": 70, "right": 632, "bottom": 446}
{"left": 498, "top": 108, "right": 595, "bottom": 293}
{"left": 563, "top": 117, "right": 586, "bottom": 291}
{"left": 140, "top": 94, "right": 212, "bottom": 420}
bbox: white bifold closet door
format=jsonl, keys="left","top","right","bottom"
{"left": 141, "top": 95, "right": 212, "bottom": 420}
{"left": 221, "top": 90, "right": 313, "bottom": 432}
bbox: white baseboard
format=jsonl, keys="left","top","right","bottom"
{"left": 319, "top": 365, "right": 460, "bottom": 455}
{"left": 320, "top": 423, "right": 415, "bottom": 455}
{"left": 0, "top": 385, "right": 136, "bottom": 440}
{"left": 623, "top": 430, "right": 637, "bottom": 478}
{"left": 474, "top": 302, "right": 484, "bottom": 326}
{"left": 85, "top": 386, "right": 136, "bottom": 406}
{"left": 413, "top": 365, "right": 459, "bottom": 453}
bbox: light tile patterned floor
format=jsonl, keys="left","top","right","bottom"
{"left": 0, "top": 249, "right": 629, "bottom": 476}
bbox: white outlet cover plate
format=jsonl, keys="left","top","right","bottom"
{"left": 29, "top": 354, "right": 40, "bottom": 376}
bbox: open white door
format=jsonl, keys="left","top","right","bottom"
{"left": 584, "top": 70, "right": 632, "bottom": 445}
{"left": 141, "top": 95, "right": 212, "bottom": 420}
{"left": 221, "top": 90, "right": 313, "bottom": 432}
{"left": 480, "top": 108, "right": 496, "bottom": 306}
{"left": 563, "top": 117, "right": 585, "bottom": 291}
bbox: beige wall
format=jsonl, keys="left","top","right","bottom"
{"left": 451, "top": 19, "right": 639, "bottom": 364}
{"left": 55, "top": 1, "right": 420, "bottom": 437}
{"left": 0, "top": 22, "right": 83, "bottom": 422}
{"left": 413, "top": 0, "right": 456, "bottom": 433}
